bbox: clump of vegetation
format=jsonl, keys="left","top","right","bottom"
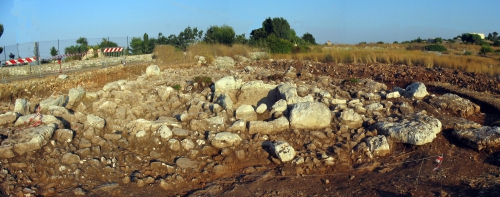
{"left": 193, "top": 76, "right": 212, "bottom": 86}
{"left": 322, "top": 54, "right": 334, "bottom": 63}
{"left": 464, "top": 51, "right": 473, "bottom": 55}
{"left": 342, "top": 77, "right": 360, "bottom": 84}
{"left": 424, "top": 44, "right": 447, "bottom": 52}
{"left": 480, "top": 45, "right": 493, "bottom": 55}
{"left": 173, "top": 84, "right": 181, "bottom": 90}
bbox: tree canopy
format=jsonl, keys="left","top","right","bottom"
{"left": 203, "top": 25, "right": 236, "bottom": 46}
{"left": 302, "top": 32, "right": 316, "bottom": 44}
{"left": 0, "top": 23, "right": 4, "bottom": 55}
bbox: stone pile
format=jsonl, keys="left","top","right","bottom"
{"left": 0, "top": 61, "right": 490, "bottom": 196}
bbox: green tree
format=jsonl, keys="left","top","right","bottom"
{"left": 301, "top": 32, "right": 316, "bottom": 44}
{"left": 480, "top": 45, "right": 493, "bottom": 55}
{"left": 434, "top": 37, "right": 443, "bottom": 43}
{"left": 203, "top": 25, "right": 236, "bottom": 46}
{"left": 49, "top": 46, "right": 58, "bottom": 57}
{"left": 234, "top": 33, "right": 247, "bottom": 44}
{"left": 493, "top": 32, "right": 499, "bottom": 40}
{"left": 251, "top": 17, "right": 292, "bottom": 41}
{"left": 461, "top": 33, "right": 483, "bottom": 45}
{"left": 76, "top": 37, "right": 88, "bottom": 46}
{"left": 266, "top": 34, "right": 293, "bottom": 53}
{"left": 487, "top": 33, "right": 493, "bottom": 40}
{"left": 129, "top": 37, "right": 144, "bottom": 55}
{"left": 0, "top": 23, "right": 3, "bottom": 55}
{"left": 143, "top": 33, "right": 150, "bottom": 53}
{"left": 98, "top": 38, "right": 118, "bottom": 48}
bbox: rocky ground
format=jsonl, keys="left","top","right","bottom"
{"left": 0, "top": 58, "right": 500, "bottom": 197}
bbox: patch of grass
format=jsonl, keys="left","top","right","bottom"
{"left": 172, "top": 84, "right": 181, "bottom": 91}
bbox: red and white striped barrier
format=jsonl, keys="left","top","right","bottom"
{"left": 5, "top": 57, "right": 37, "bottom": 65}
{"left": 103, "top": 47, "right": 123, "bottom": 53}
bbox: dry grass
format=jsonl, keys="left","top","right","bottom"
{"left": 272, "top": 44, "right": 500, "bottom": 76}
{"left": 154, "top": 43, "right": 252, "bottom": 65}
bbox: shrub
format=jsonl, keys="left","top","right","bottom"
{"left": 266, "top": 34, "right": 293, "bottom": 54}
{"left": 424, "top": 44, "right": 447, "bottom": 52}
{"left": 193, "top": 76, "right": 212, "bottom": 86}
{"left": 479, "top": 45, "right": 493, "bottom": 55}
{"left": 464, "top": 51, "right": 473, "bottom": 55}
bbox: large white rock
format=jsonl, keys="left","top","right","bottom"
{"left": 374, "top": 112, "right": 442, "bottom": 145}
{"left": 39, "top": 95, "right": 65, "bottom": 110}
{"left": 0, "top": 124, "right": 56, "bottom": 158}
{"left": 289, "top": 102, "right": 331, "bottom": 130}
{"left": 365, "top": 135, "right": 390, "bottom": 156}
{"left": 215, "top": 93, "right": 233, "bottom": 112}
{"left": 249, "top": 117, "right": 289, "bottom": 134}
{"left": 339, "top": 109, "right": 364, "bottom": 129}
{"left": 211, "top": 132, "right": 242, "bottom": 149}
{"left": 213, "top": 76, "right": 243, "bottom": 94}
{"left": 157, "top": 125, "right": 173, "bottom": 139}
{"left": 277, "top": 83, "right": 314, "bottom": 104}
{"left": 429, "top": 93, "right": 480, "bottom": 118}
{"left": 237, "top": 81, "right": 278, "bottom": 107}
{"left": 86, "top": 114, "right": 106, "bottom": 130}
{"left": 272, "top": 141, "right": 296, "bottom": 162}
{"left": 235, "top": 105, "right": 257, "bottom": 121}
{"left": 404, "top": 82, "right": 428, "bottom": 100}
{"left": 365, "top": 103, "right": 383, "bottom": 111}
{"left": 14, "top": 114, "right": 63, "bottom": 129}
{"left": 451, "top": 126, "right": 500, "bottom": 150}
{"left": 14, "top": 98, "right": 29, "bottom": 115}
{"left": 66, "top": 86, "right": 86, "bottom": 108}
{"left": 386, "top": 91, "right": 401, "bottom": 99}
{"left": 146, "top": 65, "right": 161, "bottom": 76}
{"left": 0, "top": 112, "right": 17, "bottom": 126}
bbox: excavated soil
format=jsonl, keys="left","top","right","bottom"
{"left": 1, "top": 59, "right": 500, "bottom": 197}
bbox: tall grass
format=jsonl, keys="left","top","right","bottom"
{"left": 271, "top": 48, "right": 500, "bottom": 75}
{"left": 154, "top": 43, "right": 251, "bottom": 64}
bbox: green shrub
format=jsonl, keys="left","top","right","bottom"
{"left": 266, "top": 34, "right": 293, "bottom": 54}
{"left": 424, "top": 44, "right": 447, "bottom": 52}
{"left": 464, "top": 51, "right": 473, "bottom": 55}
{"left": 193, "top": 76, "right": 212, "bottom": 86}
{"left": 173, "top": 84, "right": 181, "bottom": 90}
{"left": 494, "top": 49, "right": 500, "bottom": 53}
{"left": 480, "top": 45, "right": 493, "bottom": 55}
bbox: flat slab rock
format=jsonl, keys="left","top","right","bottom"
{"left": 452, "top": 126, "right": 500, "bottom": 150}
{"left": 373, "top": 112, "right": 442, "bottom": 145}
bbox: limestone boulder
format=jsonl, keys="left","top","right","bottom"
{"left": 86, "top": 114, "right": 106, "bottom": 130}
{"left": 213, "top": 56, "right": 235, "bottom": 68}
{"left": 215, "top": 93, "right": 233, "bottom": 112}
{"left": 39, "top": 95, "right": 66, "bottom": 110}
{"left": 339, "top": 109, "right": 364, "bottom": 129}
{"left": 277, "top": 83, "right": 313, "bottom": 104}
{"left": 365, "top": 135, "right": 390, "bottom": 156}
{"left": 0, "top": 112, "right": 18, "bottom": 126}
{"left": 190, "top": 116, "right": 225, "bottom": 132}
{"left": 146, "top": 65, "right": 161, "bottom": 76}
{"left": 452, "top": 126, "right": 500, "bottom": 150}
{"left": 66, "top": 86, "right": 86, "bottom": 108}
{"left": 249, "top": 117, "right": 289, "bottom": 134}
{"left": 211, "top": 132, "right": 242, "bottom": 149}
{"left": 429, "top": 93, "right": 480, "bottom": 118}
{"left": 235, "top": 105, "right": 257, "bottom": 121}
{"left": 14, "top": 98, "right": 29, "bottom": 115}
{"left": 265, "top": 141, "right": 296, "bottom": 162}
{"left": 404, "top": 82, "right": 428, "bottom": 99}
{"left": 236, "top": 80, "right": 278, "bottom": 107}
{"left": 213, "top": 76, "right": 243, "bottom": 95}
{"left": 289, "top": 102, "right": 331, "bottom": 130}
{"left": 15, "top": 114, "right": 62, "bottom": 129}
{"left": 365, "top": 81, "right": 387, "bottom": 92}
{"left": 373, "top": 112, "right": 442, "bottom": 145}
{"left": 0, "top": 124, "right": 56, "bottom": 158}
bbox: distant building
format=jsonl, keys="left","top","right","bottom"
{"left": 469, "top": 32, "right": 485, "bottom": 39}
{"left": 326, "top": 41, "right": 331, "bottom": 46}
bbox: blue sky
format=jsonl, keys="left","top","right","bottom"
{"left": 0, "top": 0, "right": 499, "bottom": 58}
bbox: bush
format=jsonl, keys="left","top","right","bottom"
{"left": 266, "top": 34, "right": 293, "bottom": 54}
{"left": 464, "top": 51, "right": 473, "bottom": 55}
{"left": 480, "top": 45, "right": 493, "bottom": 55}
{"left": 203, "top": 25, "right": 236, "bottom": 46}
{"left": 424, "top": 44, "right": 447, "bottom": 52}
{"left": 322, "top": 54, "right": 334, "bottom": 63}
{"left": 193, "top": 76, "right": 212, "bottom": 86}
